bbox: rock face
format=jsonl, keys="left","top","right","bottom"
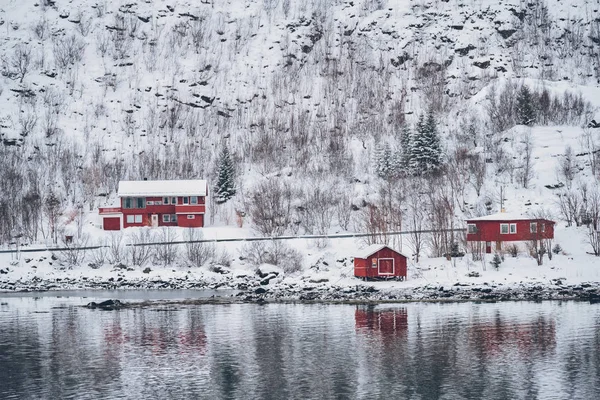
{"left": 85, "top": 299, "right": 126, "bottom": 310}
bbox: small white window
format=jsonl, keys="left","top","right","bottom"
{"left": 500, "top": 224, "right": 509, "bottom": 234}
{"left": 467, "top": 224, "right": 477, "bottom": 234}
{"left": 126, "top": 215, "right": 134, "bottom": 223}
{"left": 171, "top": 197, "right": 177, "bottom": 205}
{"left": 183, "top": 197, "right": 189, "bottom": 205}
{"left": 163, "top": 197, "right": 170, "bottom": 205}
{"left": 134, "top": 215, "right": 142, "bottom": 223}
{"left": 163, "top": 214, "right": 170, "bottom": 222}
{"left": 187, "top": 215, "right": 195, "bottom": 220}
{"left": 147, "top": 201, "right": 154, "bottom": 206}
{"left": 510, "top": 223, "right": 517, "bottom": 234}
{"left": 155, "top": 201, "right": 162, "bottom": 205}
{"left": 530, "top": 222, "right": 537, "bottom": 233}
{"left": 191, "top": 196, "right": 198, "bottom": 205}
{"left": 171, "top": 214, "right": 177, "bottom": 223}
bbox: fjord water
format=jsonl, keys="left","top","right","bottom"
{"left": 0, "top": 294, "right": 598, "bottom": 400}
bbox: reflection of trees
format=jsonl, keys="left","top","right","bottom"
{"left": 3, "top": 300, "right": 600, "bottom": 399}
{"left": 0, "top": 312, "right": 43, "bottom": 397}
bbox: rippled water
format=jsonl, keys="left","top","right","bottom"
{"left": 0, "top": 293, "right": 599, "bottom": 400}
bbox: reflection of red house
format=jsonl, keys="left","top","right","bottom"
{"left": 466, "top": 212, "right": 555, "bottom": 253}
{"left": 468, "top": 317, "right": 556, "bottom": 356}
{"left": 354, "top": 244, "right": 408, "bottom": 280}
{"left": 99, "top": 180, "right": 208, "bottom": 230}
{"left": 355, "top": 307, "right": 408, "bottom": 335}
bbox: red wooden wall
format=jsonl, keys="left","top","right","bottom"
{"left": 354, "top": 247, "right": 407, "bottom": 280}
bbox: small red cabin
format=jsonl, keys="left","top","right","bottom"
{"left": 466, "top": 212, "right": 555, "bottom": 253}
{"left": 354, "top": 244, "right": 408, "bottom": 281}
{"left": 99, "top": 179, "right": 208, "bottom": 230}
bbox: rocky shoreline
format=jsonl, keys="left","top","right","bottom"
{"left": 1, "top": 275, "right": 600, "bottom": 304}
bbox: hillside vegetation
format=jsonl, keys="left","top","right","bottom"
{"left": 1, "top": 0, "right": 600, "bottom": 262}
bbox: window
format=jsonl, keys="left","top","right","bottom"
{"left": 126, "top": 215, "right": 134, "bottom": 223}
{"left": 467, "top": 224, "right": 477, "bottom": 234}
{"left": 136, "top": 198, "right": 146, "bottom": 209}
{"left": 510, "top": 223, "right": 517, "bottom": 234}
{"left": 183, "top": 197, "right": 189, "bottom": 205}
{"left": 171, "top": 214, "right": 177, "bottom": 223}
{"left": 171, "top": 197, "right": 177, "bottom": 205}
{"left": 124, "top": 197, "right": 133, "bottom": 209}
{"left": 530, "top": 222, "right": 537, "bottom": 233}
{"left": 134, "top": 215, "right": 142, "bottom": 223}
{"left": 187, "top": 215, "right": 195, "bottom": 219}
{"left": 191, "top": 196, "right": 198, "bottom": 205}
{"left": 147, "top": 201, "right": 154, "bottom": 206}
{"left": 500, "top": 224, "right": 509, "bottom": 234}
{"left": 163, "top": 197, "right": 170, "bottom": 205}
{"left": 163, "top": 214, "right": 170, "bottom": 223}
{"left": 155, "top": 201, "right": 162, "bottom": 205}
{"left": 541, "top": 223, "right": 545, "bottom": 232}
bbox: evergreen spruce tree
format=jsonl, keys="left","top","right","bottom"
{"left": 374, "top": 143, "right": 393, "bottom": 179}
{"left": 516, "top": 85, "right": 536, "bottom": 126}
{"left": 215, "top": 143, "right": 236, "bottom": 203}
{"left": 399, "top": 125, "right": 412, "bottom": 170}
{"left": 409, "top": 111, "right": 442, "bottom": 175}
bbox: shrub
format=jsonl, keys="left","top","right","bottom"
{"left": 506, "top": 244, "right": 519, "bottom": 257}
{"left": 552, "top": 244, "right": 563, "bottom": 255}
{"left": 490, "top": 253, "right": 502, "bottom": 270}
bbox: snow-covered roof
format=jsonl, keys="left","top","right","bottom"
{"left": 466, "top": 212, "right": 553, "bottom": 222}
{"left": 355, "top": 244, "right": 409, "bottom": 259}
{"left": 118, "top": 180, "right": 208, "bottom": 197}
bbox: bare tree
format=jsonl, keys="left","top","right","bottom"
{"left": 2, "top": 44, "right": 33, "bottom": 83}
{"left": 184, "top": 229, "right": 216, "bottom": 268}
{"left": 52, "top": 34, "right": 86, "bottom": 72}
{"left": 58, "top": 232, "right": 89, "bottom": 267}
{"left": 107, "top": 232, "right": 125, "bottom": 264}
{"left": 556, "top": 189, "right": 581, "bottom": 227}
{"left": 557, "top": 145, "right": 576, "bottom": 189}
{"left": 407, "top": 192, "right": 424, "bottom": 263}
{"left": 154, "top": 227, "right": 179, "bottom": 266}
{"left": 516, "top": 131, "right": 534, "bottom": 189}
{"left": 248, "top": 180, "right": 293, "bottom": 236}
{"left": 128, "top": 229, "right": 154, "bottom": 267}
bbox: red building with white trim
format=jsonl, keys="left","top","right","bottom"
{"left": 99, "top": 180, "right": 208, "bottom": 230}
{"left": 466, "top": 212, "right": 555, "bottom": 253}
{"left": 354, "top": 244, "right": 408, "bottom": 281}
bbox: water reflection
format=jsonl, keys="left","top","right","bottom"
{"left": 0, "top": 297, "right": 598, "bottom": 400}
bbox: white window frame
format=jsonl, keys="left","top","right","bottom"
{"left": 171, "top": 197, "right": 177, "bottom": 205}
{"left": 155, "top": 201, "right": 162, "bottom": 205}
{"left": 530, "top": 222, "right": 537, "bottom": 233}
{"left": 467, "top": 224, "right": 477, "bottom": 234}
{"left": 147, "top": 201, "right": 154, "bottom": 206}
{"left": 183, "top": 196, "right": 189, "bottom": 205}
{"left": 126, "top": 215, "right": 134, "bottom": 223}
{"left": 163, "top": 197, "right": 170, "bottom": 205}
{"left": 163, "top": 214, "right": 170, "bottom": 223}
{"left": 191, "top": 196, "right": 198, "bottom": 205}
{"left": 134, "top": 215, "right": 142, "bottom": 223}
{"left": 500, "top": 223, "right": 509, "bottom": 234}
{"left": 187, "top": 215, "right": 195, "bottom": 219}
{"left": 124, "top": 197, "right": 133, "bottom": 209}
{"left": 171, "top": 214, "right": 177, "bottom": 223}
{"left": 510, "top": 223, "right": 517, "bottom": 234}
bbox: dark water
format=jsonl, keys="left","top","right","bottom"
{"left": 0, "top": 293, "right": 599, "bottom": 400}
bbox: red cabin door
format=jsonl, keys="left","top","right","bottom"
{"left": 378, "top": 259, "right": 394, "bottom": 275}
{"left": 103, "top": 217, "right": 120, "bottom": 231}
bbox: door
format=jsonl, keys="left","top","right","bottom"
{"left": 103, "top": 217, "right": 120, "bottom": 231}
{"left": 151, "top": 214, "right": 158, "bottom": 227}
{"left": 378, "top": 258, "right": 394, "bottom": 275}
{"left": 485, "top": 242, "right": 492, "bottom": 254}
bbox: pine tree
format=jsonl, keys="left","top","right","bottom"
{"left": 374, "top": 143, "right": 393, "bottom": 179}
{"left": 399, "top": 125, "right": 412, "bottom": 170}
{"left": 409, "top": 111, "right": 442, "bottom": 175}
{"left": 516, "top": 85, "right": 536, "bottom": 126}
{"left": 215, "top": 143, "right": 236, "bottom": 204}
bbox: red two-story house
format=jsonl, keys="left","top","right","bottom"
{"left": 99, "top": 180, "right": 208, "bottom": 230}
{"left": 466, "top": 212, "right": 555, "bottom": 253}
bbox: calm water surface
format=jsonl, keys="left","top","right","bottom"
{"left": 0, "top": 292, "right": 599, "bottom": 400}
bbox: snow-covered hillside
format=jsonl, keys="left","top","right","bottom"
{"left": 2, "top": 0, "right": 600, "bottom": 288}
